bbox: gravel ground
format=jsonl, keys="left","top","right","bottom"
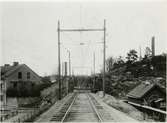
{"left": 91, "top": 93, "right": 139, "bottom": 122}
{"left": 95, "top": 91, "right": 155, "bottom": 121}
{"left": 35, "top": 93, "right": 74, "bottom": 122}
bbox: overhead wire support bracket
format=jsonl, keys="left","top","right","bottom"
{"left": 60, "top": 28, "right": 104, "bottom": 32}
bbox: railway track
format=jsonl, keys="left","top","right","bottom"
{"left": 50, "top": 94, "right": 76, "bottom": 121}
{"left": 88, "top": 94, "right": 114, "bottom": 121}
{"left": 50, "top": 93, "right": 105, "bottom": 122}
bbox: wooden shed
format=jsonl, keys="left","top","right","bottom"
{"left": 127, "top": 82, "right": 166, "bottom": 110}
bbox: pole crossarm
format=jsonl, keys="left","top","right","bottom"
{"left": 57, "top": 19, "right": 106, "bottom": 99}
{"left": 73, "top": 66, "right": 91, "bottom": 68}
{"left": 60, "top": 28, "right": 104, "bottom": 32}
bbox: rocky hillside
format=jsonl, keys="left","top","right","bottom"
{"left": 94, "top": 54, "right": 166, "bottom": 98}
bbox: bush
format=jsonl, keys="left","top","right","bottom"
{"left": 151, "top": 55, "right": 166, "bottom": 72}
{"left": 6, "top": 82, "right": 52, "bottom": 97}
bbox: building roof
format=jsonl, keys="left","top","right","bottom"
{"left": 1, "top": 64, "right": 21, "bottom": 78}
{"left": 1, "top": 63, "right": 41, "bottom": 81}
{"left": 127, "top": 82, "right": 165, "bottom": 99}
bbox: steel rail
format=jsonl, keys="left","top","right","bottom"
{"left": 87, "top": 93, "right": 103, "bottom": 122}
{"left": 61, "top": 94, "right": 77, "bottom": 122}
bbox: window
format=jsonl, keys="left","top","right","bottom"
{"left": 18, "top": 72, "right": 22, "bottom": 79}
{"left": 13, "top": 82, "right": 17, "bottom": 88}
{"left": 27, "top": 72, "right": 30, "bottom": 79}
{"left": 31, "top": 83, "right": 34, "bottom": 87}
{"left": 0, "top": 83, "right": 3, "bottom": 90}
{"left": 0, "top": 95, "right": 3, "bottom": 101}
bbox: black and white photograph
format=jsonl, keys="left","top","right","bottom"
{"left": 0, "top": 0, "right": 166, "bottom": 122}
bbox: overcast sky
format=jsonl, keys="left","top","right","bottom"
{"left": 0, "top": 0, "right": 167, "bottom": 76}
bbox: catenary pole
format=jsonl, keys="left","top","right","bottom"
{"left": 58, "top": 21, "right": 61, "bottom": 100}
{"left": 103, "top": 19, "right": 106, "bottom": 97}
{"left": 93, "top": 52, "right": 95, "bottom": 89}
{"left": 58, "top": 20, "right": 106, "bottom": 96}
{"left": 68, "top": 51, "right": 71, "bottom": 76}
{"left": 67, "top": 50, "right": 71, "bottom": 94}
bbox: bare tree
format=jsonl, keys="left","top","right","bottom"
{"left": 106, "top": 56, "right": 115, "bottom": 72}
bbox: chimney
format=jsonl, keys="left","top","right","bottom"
{"left": 151, "top": 36, "right": 155, "bottom": 57}
{"left": 13, "top": 62, "right": 19, "bottom": 66}
{"left": 139, "top": 46, "right": 142, "bottom": 61}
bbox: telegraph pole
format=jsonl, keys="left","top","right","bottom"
{"left": 103, "top": 19, "right": 106, "bottom": 97}
{"left": 58, "top": 21, "right": 61, "bottom": 100}
{"left": 93, "top": 52, "right": 95, "bottom": 89}
{"left": 64, "top": 62, "right": 68, "bottom": 95}
{"left": 67, "top": 50, "right": 71, "bottom": 94}
{"left": 68, "top": 50, "right": 71, "bottom": 76}
{"left": 93, "top": 52, "right": 95, "bottom": 75}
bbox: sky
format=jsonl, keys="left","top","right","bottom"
{"left": 0, "top": 0, "right": 167, "bottom": 76}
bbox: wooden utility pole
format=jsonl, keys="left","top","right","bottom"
{"left": 67, "top": 50, "right": 71, "bottom": 94}
{"left": 93, "top": 52, "right": 95, "bottom": 75}
{"left": 103, "top": 19, "right": 106, "bottom": 97}
{"left": 58, "top": 21, "right": 61, "bottom": 100}
{"left": 93, "top": 52, "right": 95, "bottom": 89}
{"left": 64, "top": 62, "right": 68, "bottom": 95}
{"left": 68, "top": 50, "right": 71, "bottom": 76}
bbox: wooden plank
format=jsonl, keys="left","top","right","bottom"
{"left": 128, "top": 101, "right": 167, "bottom": 114}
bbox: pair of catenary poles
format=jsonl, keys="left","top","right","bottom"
{"left": 57, "top": 20, "right": 106, "bottom": 100}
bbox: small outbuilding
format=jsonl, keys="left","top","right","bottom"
{"left": 127, "top": 81, "right": 166, "bottom": 111}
